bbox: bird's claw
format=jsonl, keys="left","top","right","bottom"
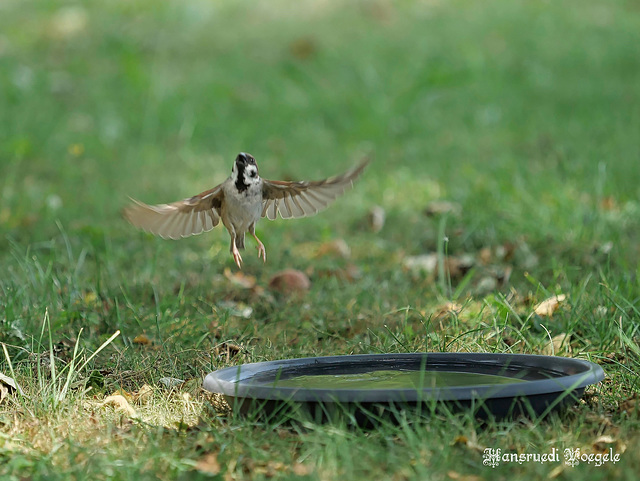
{"left": 252, "top": 234, "right": 266, "bottom": 263}
{"left": 256, "top": 243, "right": 266, "bottom": 263}
{"left": 232, "top": 247, "right": 243, "bottom": 269}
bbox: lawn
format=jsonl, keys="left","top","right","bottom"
{"left": 1, "top": 0, "right": 640, "bottom": 479}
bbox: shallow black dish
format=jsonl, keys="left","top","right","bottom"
{"left": 203, "top": 353, "right": 604, "bottom": 423}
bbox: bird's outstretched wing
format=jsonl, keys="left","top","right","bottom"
{"left": 123, "top": 185, "right": 224, "bottom": 239}
{"left": 260, "top": 159, "right": 369, "bottom": 220}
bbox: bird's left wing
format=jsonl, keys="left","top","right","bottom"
{"left": 123, "top": 185, "right": 224, "bottom": 239}
{"left": 261, "top": 159, "right": 369, "bottom": 220}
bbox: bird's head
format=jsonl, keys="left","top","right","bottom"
{"left": 233, "top": 152, "right": 260, "bottom": 190}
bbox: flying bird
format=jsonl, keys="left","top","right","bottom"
{"left": 124, "top": 153, "right": 369, "bottom": 268}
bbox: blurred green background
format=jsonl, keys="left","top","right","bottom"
{"left": 2, "top": 0, "right": 639, "bottom": 245}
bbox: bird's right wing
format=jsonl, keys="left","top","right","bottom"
{"left": 123, "top": 185, "right": 224, "bottom": 239}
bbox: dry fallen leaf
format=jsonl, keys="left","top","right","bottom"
{"left": 450, "top": 434, "right": 483, "bottom": 452}
{"left": 451, "top": 435, "right": 468, "bottom": 446}
{"left": 593, "top": 434, "right": 626, "bottom": 454}
{"left": 159, "top": 377, "right": 185, "bottom": 389}
{"left": 425, "top": 200, "right": 461, "bottom": 217}
{"left": 403, "top": 253, "right": 474, "bottom": 280}
{"left": 445, "top": 255, "right": 474, "bottom": 279}
{"left": 110, "top": 389, "right": 134, "bottom": 403}
{"left": 268, "top": 269, "right": 311, "bottom": 294}
{"left": 534, "top": 294, "right": 567, "bottom": 317}
{"left": 214, "top": 341, "right": 242, "bottom": 360}
{"left": 196, "top": 452, "right": 221, "bottom": 475}
{"left": 292, "top": 463, "right": 312, "bottom": 476}
{"left": 619, "top": 395, "right": 638, "bottom": 415}
{"left": 0, "top": 371, "right": 24, "bottom": 398}
{"left": 102, "top": 394, "right": 136, "bottom": 417}
{"left": 134, "top": 384, "right": 153, "bottom": 404}
{"left": 542, "top": 333, "right": 572, "bottom": 356}
{"left": 367, "top": 205, "right": 386, "bottom": 233}
{"left": 316, "top": 264, "right": 361, "bottom": 282}
{"left": 403, "top": 254, "right": 438, "bottom": 275}
{"left": 224, "top": 268, "right": 257, "bottom": 289}
{"left": 478, "top": 247, "right": 493, "bottom": 265}
{"left": 133, "top": 334, "right": 152, "bottom": 345}
{"left": 432, "top": 302, "right": 463, "bottom": 323}
{"left": 315, "top": 239, "right": 351, "bottom": 259}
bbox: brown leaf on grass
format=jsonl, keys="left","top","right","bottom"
{"left": 602, "top": 352, "right": 626, "bottom": 364}
{"left": 315, "top": 239, "right": 351, "bottom": 259}
{"left": 452, "top": 435, "right": 468, "bottom": 446}
{"left": 316, "top": 264, "right": 362, "bottom": 282}
{"left": 134, "top": 384, "right": 153, "bottom": 404}
{"left": 292, "top": 463, "right": 312, "bottom": 476}
{"left": 592, "top": 435, "right": 626, "bottom": 454}
{"left": 196, "top": 452, "right": 221, "bottom": 475}
{"left": 445, "top": 255, "right": 474, "bottom": 279}
{"left": 133, "top": 334, "right": 152, "bottom": 345}
{"left": 268, "top": 269, "right": 311, "bottom": 294}
{"left": 159, "top": 377, "right": 185, "bottom": 389}
{"left": 450, "top": 434, "right": 483, "bottom": 452}
{"left": 542, "top": 333, "right": 572, "bottom": 356}
{"left": 432, "top": 302, "right": 463, "bottom": 322}
{"left": 110, "top": 389, "right": 134, "bottom": 403}
{"left": 0, "top": 372, "right": 24, "bottom": 399}
{"left": 367, "top": 205, "right": 386, "bottom": 233}
{"left": 478, "top": 247, "right": 492, "bottom": 265}
{"left": 224, "top": 268, "right": 257, "bottom": 289}
{"left": 619, "top": 395, "right": 638, "bottom": 415}
{"left": 533, "top": 294, "right": 567, "bottom": 317}
{"left": 214, "top": 342, "right": 242, "bottom": 361}
{"left": 403, "top": 254, "right": 437, "bottom": 275}
{"left": 403, "top": 254, "right": 473, "bottom": 279}
{"left": 253, "top": 460, "right": 287, "bottom": 477}
{"left": 102, "top": 394, "right": 136, "bottom": 417}
{"left": 424, "top": 200, "right": 461, "bottom": 217}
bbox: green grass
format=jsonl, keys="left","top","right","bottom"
{"left": 1, "top": 0, "right": 640, "bottom": 479}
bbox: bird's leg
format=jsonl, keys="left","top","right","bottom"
{"left": 225, "top": 225, "right": 243, "bottom": 269}
{"left": 249, "top": 224, "right": 266, "bottom": 263}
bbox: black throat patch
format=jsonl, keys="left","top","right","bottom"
{"left": 235, "top": 163, "right": 249, "bottom": 193}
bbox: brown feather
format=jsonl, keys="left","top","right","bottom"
{"left": 123, "top": 185, "right": 224, "bottom": 239}
{"left": 260, "top": 159, "right": 369, "bottom": 220}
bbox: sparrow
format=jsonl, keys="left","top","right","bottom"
{"left": 124, "top": 153, "right": 369, "bottom": 268}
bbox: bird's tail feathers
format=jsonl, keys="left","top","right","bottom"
{"left": 236, "top": 233, "right": 245, "bottom": 250}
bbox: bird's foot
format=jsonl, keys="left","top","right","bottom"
{"left": 252, "top": 234, "right": 266, "bottom": 263}
{"left": 232, "top": 246, "right": 243, "bottom": 269}
{"left": 256, "top": 243, "right": 266, "bottom": 263}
